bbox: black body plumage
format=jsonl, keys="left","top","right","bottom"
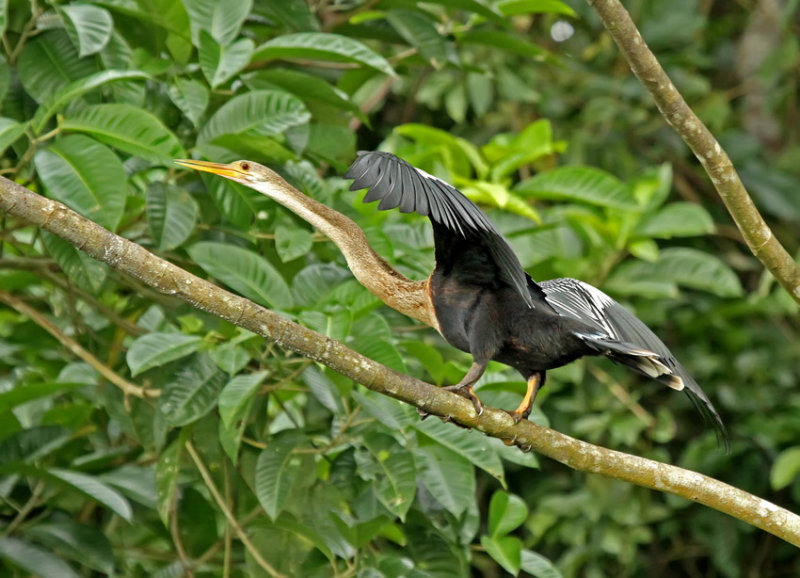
{"left": 346, "top": 151, "right": 727, "bottom": 447}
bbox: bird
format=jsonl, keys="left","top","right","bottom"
{"left": 345, "top": 151, "right": 727, "bottom": 447}
{"left": 175, "top": 154, "right": 727, "bottom": 447}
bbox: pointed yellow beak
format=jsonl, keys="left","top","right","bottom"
{"left": 174, "top": 159, "right": 245, "bottom": 180}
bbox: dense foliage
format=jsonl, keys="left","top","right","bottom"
{"left": 0, "top": 0, "right": 798, "bottom": 576}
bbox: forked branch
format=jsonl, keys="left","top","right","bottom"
{"left": 1, "top": 177, "right": 799, "bottom": 546}
{"left": 587, "top": 0, "right": 800, "bottom": 304}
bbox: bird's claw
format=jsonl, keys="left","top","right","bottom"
{"left": 506, "top": 406, "right": 532, "bottom": 424}
{"left": 503, "top": 434, "right": 517, "bottom": 447}
{"left": 443, "top": 384, "right": 484, "bottom": 416}
{"left": 416, "top": 407, "right": 430, "bottom": 420}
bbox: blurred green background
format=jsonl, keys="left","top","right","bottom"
{"left": 0, "top": 0, "right": 798, "bottom": 576}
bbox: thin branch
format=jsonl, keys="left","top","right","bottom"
{"left": 587, "top": 0, "right": 800, "bottom": 304}
{"left": 0, "top": 290, "right": 157, "bottom": 399}
{"left": 185, "top": 441, "right": 287, "bottom": 578}
{"left": 1, "top": 179, "right": 799, "bottom": 547}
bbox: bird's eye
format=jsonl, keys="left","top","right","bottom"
{"left": 240, "top": 162, "right": 250, "bottom": 171}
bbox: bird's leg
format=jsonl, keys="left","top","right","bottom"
{"left": 508, "top": 372, "right": 544, "bottom": 424}
{"left": 443, "top": 361, "right": 487, "bottom": 416}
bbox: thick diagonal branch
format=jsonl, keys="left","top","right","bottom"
{"left": 588, "top": 0, "right": 800, "bottom": 304}
{"left": 1, "top": 177, "right": 799, "bottom": 547}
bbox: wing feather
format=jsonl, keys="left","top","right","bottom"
{"left": 542, "top": 278, "right": 728, "bottom": 448}
{"left": 346, "top": 151, "right": 534, "bottom": 307}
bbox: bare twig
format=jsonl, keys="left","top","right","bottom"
{"left": 186, "top": 442, "right": 287, "bottom": 578}
{"left": 0, "top": 290, "right": 157, "bottom": 399}
{"left": 587, "top": 0, "right": 800, "bottom": 304}
{"left": 2, "top": 178, "right": 800, "bottom": 547}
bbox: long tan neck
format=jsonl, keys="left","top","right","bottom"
{"left": 254, "top": 171, "right": 439, "bottom": 331}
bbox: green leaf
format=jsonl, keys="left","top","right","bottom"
{"left": 198, "top": 31, "right": 254, "bottom": 88}
{"left": 218, "top": 370, "right": 268, "bottom": 428}
{"left": 168, "top": 78, "right": 210, "bottom": 126}
{"left": 188, "top": 241, "right": 294, "bottom": 309}
{"left": 414, "top": 418, "right": 505, "bottom": 484}
{"left": 253, "top": 33, "right": 396, "bottom": 77}
{"left": 413, "top": 443, "right": 475, "bottom": 517}
{"left": 61, "top": 103, "right": 185, "bottom": 162}
{"left": 17, "top": 30, "right": 95, "bottom": 104}
{"left": 458, "top": 29, "right": 548, "bottom": 59}
{"left": 33, "top": 70, "right": 148, "bottom": 134}
{"left": 0, "top": 382, "right": 84, "bottom": 414}
{"left": 34, "top": 135, "right": 127, "bottom": 231}
{"left": 25, "top": 520, "right": 114, "bottom": 574}
{"left": 0, "top": 1, "right": 6, "bottom": 37}
{"left": 635, "top": 202, "right": 715, "bottom": 238}
{"left": 0, "top": 537, "right": 80, "bottom": 578}
{"left": 363, "top": 437, "right": 417, "bottom": 521}
{"left": 58, "top": 4, "right": 113, "bottom": 57}
{"left": 199, "top": 89, "right": 310, "bottom": 144}
{"left": 146, "top": 183, "right": 198, "bottom": 250}
{"left": 303, "top": 366, "right": 345, "bottom": 414}
{"left": 771, "top": 446, "right": 800, "bottom": 490}
{"left": 496, "top": 0, "right": 576, "bottom": 17}
{"left": 184, "top": 0, "right": 252, "bottom": 46}
{"left": 516, "top": 166, "right": 638, "bottom": 209}
{"left": 627, "top": 238, "right": 660, "bottom": 262}
{"left": 245, "top": 69, "right": 362, "bottom": 116}
{"left": 126, "top": 332, "right": 204, "bottom": 376}
{"left": 41, "top": 231, "right": 108, "bottom": 292}
{"left": 275, "top": 225, "right": 313, "bottom": 262}
{"left": 255, "top": 430, "right": 306, "bottom": 520}
{"left": 520, "top": 550, "right": 563, "bottom": 578}
{"left": 607, "top": 248, "right": 743, "bottom": 298}
{"left": 158, "top": 354, "right": 227, "bottom": 426}
{"left": 0, "top": 426, "right": 72, "bottom": 463}
{"left": 47, "top": 468, "right": 133, "bottom": 521}
{"left": 419, "top": 0, "right": 505, "bottom": 23}
{"left": 386, "top": 10, "right": 448, "bottom": 67}
{"left": 480, "top": 534, "right": 522, "bottom": 576}
{"left": 156, "top": 436, "right": 184, "bottom": 526}
{"left": 0, "top": 117, "right": 27, "bottom": 156}
{"left": 488, "top": 490, "right": 529, "bottom": 536}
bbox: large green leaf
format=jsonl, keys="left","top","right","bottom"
{"left": 488, "top": 490, "right": 529, "bottom": 536}
{"left": 520, "top": 550, "right": 564, "bottom": 578}
{"left": 218, "top": 370, "right": 269, "bottom": 428}
{"left": 255, "top": 430, "right": 305, "bottom": 520}
{"left": 386, "top": 10, "right": 448, "bottom": 67}
{"left": 363, "top": 436, "right": 417, "bottom": 521}
{"left": 17, "top": 30, "right": 95, "bottom": 104}
{"left": 412, "top": 443, "right": 475, "bottom": 517}
{"left": 607, "top": 248, "right": 743, "bottom": 298}
{"left": 156, "top": 436, "right": 184, "bottom": 526}
{"left": 188, "top": 241, "right": 294, "bottom": 309}
{"left": 198, "top": 31, "right": 254, "bottom": 88}
{"left": 184, "top": 0, "right": 252, "bottom": 46}
{"left": 47, "top": 468, "right": 133, "bottom": 521}
{"left": 199, "top": 89, "right": 310, "bottom": 144}
{"left": 41, "top": 231, "right": 108, "bottom": 292}
{"left": 0, "top": 117, "right": 26, "bottom": 155}
{"left": 245, "top": 69, "right": 362, "bottom": 117}
{"left": 0, "top": 537, "right": 80, "bottom": 578}
{"left": 635, "top": 202, "right": 715, "bottom": 238}
{"left": 253, "top": 33, "right": 396, "bottom": 77}
{"left": 168, "top": 78, "right": 209, "bottom": 126}
{"left": 58, "top": 4, "right": 113, "bottom": 57}
{"left": 771, "top": 446, "right": 800, "bottom": 490}
{"left": 146, "top": 183, "right": 198, "bottom": 250}
{"left": 61, "top": 103, "right": 185, "bottom": 162}
{"left": 158, "top": 353, "right": 227, "bottom": 426}
{"left": 0, "top": 381, "right": 84, "bottom": 414}
{"left": 480, "top": 535, "right": 522, "bottom": 576}
{"left": 126, "top": 332, "right": 204, "bottom": 376}
{"left": 33, "top": 69, "right": 148, "bottom": 134}
{"left": 25, "top": 520, "right": 114, "bottom": 574}
{"left": 496, "top": 0, "right": 576, "bottom": 17}
{"left": 414, "top": 417, "right": 505, "bottom": 484}
{"left": 516, "top": 166, "right": 638, "bottom": 209}
{"left": 34, "top": 135, "right": 127, "bottom": 231}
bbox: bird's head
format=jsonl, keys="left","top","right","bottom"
{"left": 174, "top": 159, "right": 277, "bottom": 187}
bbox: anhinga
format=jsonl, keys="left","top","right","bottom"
{"left": 176, "top": 153, "right": 727, "bottom": 446}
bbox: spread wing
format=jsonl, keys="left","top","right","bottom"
{"left": 346, "top": 151, "right": 535, "bottom": 307}
{"left": 542, "top": 277, "right": 728, "bottom": 448}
